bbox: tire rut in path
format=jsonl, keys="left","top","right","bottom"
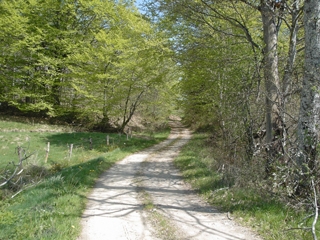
{"left": 77, "top": 121, "right": 262, "bottom": 240}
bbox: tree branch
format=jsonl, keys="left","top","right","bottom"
{"left": 311, "top": 179, "right": 318, "bottom": 240}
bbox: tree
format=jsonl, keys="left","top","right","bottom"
{"left": 144, "top": 0, "right": 304, "bottom": 172}
{"left": 0, "top": 0, "right": 176, "bottom": 130}
{"left": 0, "top": 0, "right": 98, "bottom": 116}
{"left": 280, "top": 0, "right": 303, "bottom": 150}
{"left": 297, "top": 0, "right": 320, "bottom": 174}
{"left": 0, "top": 0, "right": 29, "bottom": 111}
{"left": 67, "top": 1, "right": 176, "bottom": 130}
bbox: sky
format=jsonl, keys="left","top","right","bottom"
{"left": 134, "top": 0, "right": 145, "bottom": 12}
{"left": 134, "top": 0, "right": 144, "bottom": 6}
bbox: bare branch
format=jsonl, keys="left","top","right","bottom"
{"left": 0, "top": 147, "right": 34, "bottom": 187}
{"left": 311, "top": 179, "right": 318, "bottom": 240}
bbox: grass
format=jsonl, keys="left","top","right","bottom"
{"left": 174, "top": 132, "right": 319, "bottom": 240}
{"left": 138, "top": 184, "right": 179, "bottom": 240}
{"left": 0, "top": 118, "right": 169, "bottom": 240}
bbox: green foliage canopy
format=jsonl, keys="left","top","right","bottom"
{"left": 0, "top": 0, "right": 177, "bottom": 130}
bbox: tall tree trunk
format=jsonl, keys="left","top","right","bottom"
{"left": 281, "top": 0, "right": 300, "bottom": 150}
{"left": 297, "top": 0, "right": 320, "bottom": 173}
{"left": 260, "top": 2, "right": 281, "bottom": 173}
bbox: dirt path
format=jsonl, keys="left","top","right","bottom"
{"left": 77, "top": 120, "right": 262, "bottom": 240}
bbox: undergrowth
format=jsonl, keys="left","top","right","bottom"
{"left": 174, "top": 132, "right": 319, "bottom": 240}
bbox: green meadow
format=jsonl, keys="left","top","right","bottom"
{"left": 0, "top": 117, "right": 169, "bottom": 239}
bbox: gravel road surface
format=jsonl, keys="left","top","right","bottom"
{"left": 77, "top": 120, "right": 262, "bottom": 240}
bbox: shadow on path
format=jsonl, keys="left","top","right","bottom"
{"left": 77, "top": 121, "right": 261, "bottom": 240}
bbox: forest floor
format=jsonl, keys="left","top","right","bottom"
{"left": 77, "top": 119, "right": 262, "bottom": 240}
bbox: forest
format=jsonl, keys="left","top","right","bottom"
{"left": 1, "top": 0, "right": 320, "bottom": 239}
{"left": 141, "top": 0, "right": 320, "bottom": 206}
{"left": 0, "top": 0, "right": 177, "bottom": 132}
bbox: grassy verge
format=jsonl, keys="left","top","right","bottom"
{"left": 138, "top": 189, "right": 178, "bottom": 240}
{"left": 0, "top": 119, "right": 169, "bottom": 240}
{"left": 174, "top": 132, "right": 318, "bottom": 240}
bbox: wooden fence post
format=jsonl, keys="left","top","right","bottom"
{"left": 69, "top": 144, "right": 73, "bottom": 161}
{"left": 45, "top": 142, "right": 50, "bottom": 163}
{"left": 89, "top": 137, "right": 92, "bottom": 150}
